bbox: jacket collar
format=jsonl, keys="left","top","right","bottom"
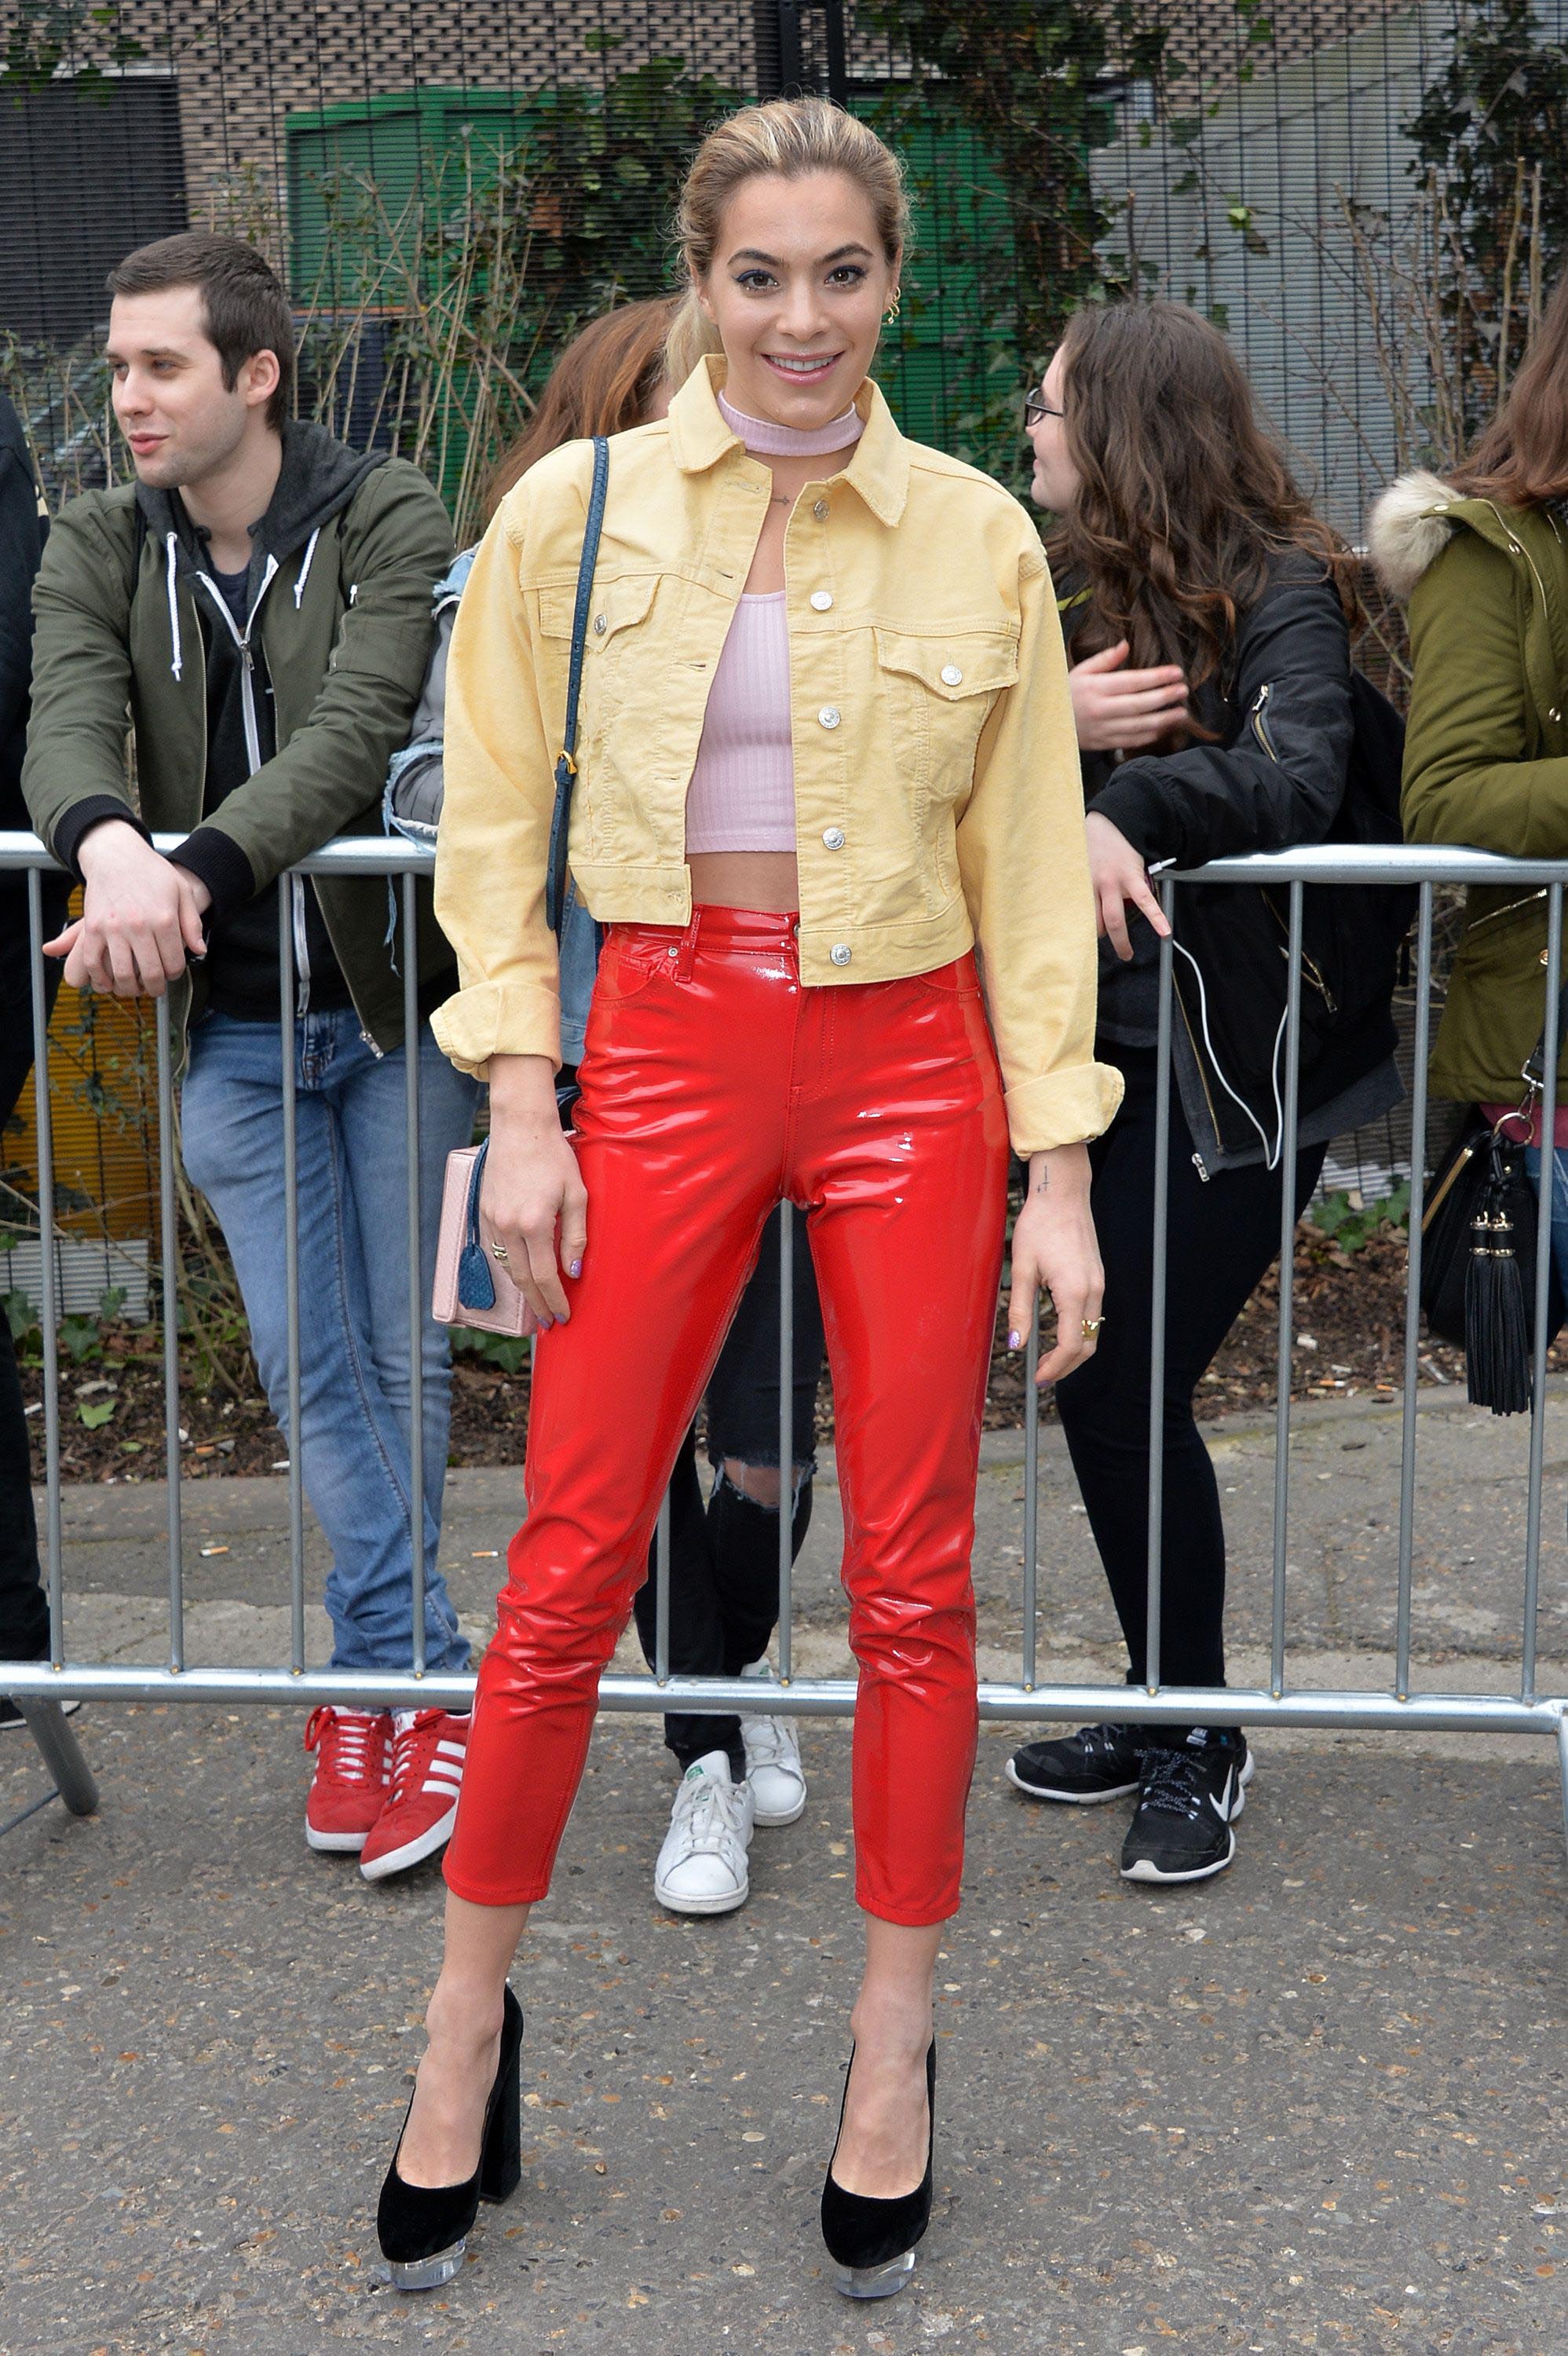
{"left": 667, "top": 354, "right": 909, "bottom": 527}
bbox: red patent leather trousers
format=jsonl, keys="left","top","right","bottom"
{"left": 443, "top": 905, "right": 1010, "bottom": 1925}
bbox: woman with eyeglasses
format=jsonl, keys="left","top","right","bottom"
{"left": 1008, "top": 302, "right": 1402, "bottom": 1886}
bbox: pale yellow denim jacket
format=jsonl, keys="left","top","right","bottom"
{"left": 432, "top": 357, "right": 1122, "bottom": 1155}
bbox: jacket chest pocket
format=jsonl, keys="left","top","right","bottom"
{"left": 872, "top": 627, "right": 1019, "bottom": 900}
{"left": 539, "top": 573, "right": 660, "bottom": 672}
{"left": 873, "top": 627, "right": 1018, "bottom": 786}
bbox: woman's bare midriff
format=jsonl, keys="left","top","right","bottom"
{"left": 686, "top": 849, "right": 800, "bottom": 913}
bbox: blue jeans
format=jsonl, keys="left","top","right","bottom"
{"left": 181, "top": 1008, "right": 478, "bottom": 1672}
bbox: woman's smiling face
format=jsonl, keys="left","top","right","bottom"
{"left": 696, "top": 168, "right": 897, "bottom": 428}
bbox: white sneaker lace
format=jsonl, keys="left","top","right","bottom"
{"left": 671, "top": 1774, "right": 745, "bottom": 1860}
{"left": 741, "top": 1713, "right": 799, "bottom": 1774}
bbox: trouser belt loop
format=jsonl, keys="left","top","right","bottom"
{"left": 674, "top": 905, "right": 702, "bottom": 983}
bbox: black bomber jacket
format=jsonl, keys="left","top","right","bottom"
{"left": 1071, "top": 551, "right": 1403, "bottom": 1169}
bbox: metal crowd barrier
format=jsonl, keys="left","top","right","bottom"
{"left": 2, "top": 832, "right": 1566, "bottom": 1860}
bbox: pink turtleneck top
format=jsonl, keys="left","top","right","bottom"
{"left": 683, "top": 390, "right": 864, "bottom": 858}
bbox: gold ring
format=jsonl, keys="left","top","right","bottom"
{"left": 1081, "top": 1315, "right": 1104, "bottom": 1337}
{"left": 491, "top": 1241, "right": 510, "bottom": 1262}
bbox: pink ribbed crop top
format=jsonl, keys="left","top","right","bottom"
{"left": 683, "top": 390, "right": 864, "bottom": 857}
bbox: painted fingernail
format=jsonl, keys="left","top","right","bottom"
{"left": 538, "top": 1313, "right": 554, "bottom": 1330}
{"left": 1007, "top": 1330, "right": 1022, "bottom": 1350}
{"left": 568, "top": 1259, "right": 583, "bottom": 1279}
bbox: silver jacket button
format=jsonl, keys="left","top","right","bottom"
{"left": 810, "top": 590, "right": 833, "bottom": 611}
{"left": 830, "top": 943, "right": 852, "bottom": 966}
{"left": 940, "top": 663, "right": 963, "bottom": 686}
{"left": 817, "top": 705, "right": 842, "bottom": 730}
{"left": 821, "top": 825, "right": 846, "bottom": 849}
{"left": 813, "top": 499, "right": 829, "bottom": 521}
{"left": 593, "top": 614, "right": 608, "bottom": 635}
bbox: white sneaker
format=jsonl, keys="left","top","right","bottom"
{"left": 740, "top": 1657, "right": 807, "bottom": 1827}
{"left": 653, "top": 1750, "right": 754, "bottom": 1915}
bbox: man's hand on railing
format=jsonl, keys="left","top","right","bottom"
{"left": 44, "top": 819, "right": 210, "bottom": 998}
{"left": 1086, "top": 809, "right": 1174, "bottom": 963}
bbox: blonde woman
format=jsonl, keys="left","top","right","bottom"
{"left": 375, "top": 97, "right": 1119, "bottom": 2299}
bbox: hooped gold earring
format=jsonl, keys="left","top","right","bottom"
{"left": 882, "top": 289, "right": 901, "bottom": 326}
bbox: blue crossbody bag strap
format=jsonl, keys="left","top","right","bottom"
{"left": 546, "top": 435, "right": 610, "bottom": 935}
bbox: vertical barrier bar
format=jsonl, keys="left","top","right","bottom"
{"left": 27, "top": 869, "right": 64, "bottom": 1666}
{"left": 1395, "top": 884, "right": 1434, "bottom": 1701}
{"left": 278, "top": 883, "right": 306, "bottom": 1677}
{"left": 403, "top": 870, "right": 426, "bottom": 1677}
{"left": 654, "top": 1491, "right": 671, "bottom": 1685}
{"left": 155, "top": 993, "right": 185, "bottom": 1671}
{"left": 1146, "top": 880, "right": 1176, "bottom": 1696}
{"left": 1021, "top": 1316, "right": 1040, "bottom": 1691}
{"left": 1270, "top": 881, "right": 1305, "bottom": 1699}
{"left": 1521, "top": 883, "right": 1562, "bottom": 1703}
{"left": 777, "top": 1202, "right": 794, "bottom": 1685}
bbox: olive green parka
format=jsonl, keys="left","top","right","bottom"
{"left": 1372, "top": 468, "right": 1568, "bottom": 1103}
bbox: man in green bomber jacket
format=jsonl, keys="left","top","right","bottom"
{"left": 22, "top": 232, "right": 477, "bottom": 1878}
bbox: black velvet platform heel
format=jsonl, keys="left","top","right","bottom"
{"left": 377, "top": 1984, "right": 524, "bottom": 2290}
{"left": 819, "top": 2040, "right": 935, "bottom": 2299}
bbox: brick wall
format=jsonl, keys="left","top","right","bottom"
{"left": 73, "top": 1, "right": 762, "bottom": 264}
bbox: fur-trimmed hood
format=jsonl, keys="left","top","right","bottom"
{"left": 1367, "top": 468, "right": 1464, "bottom": 601}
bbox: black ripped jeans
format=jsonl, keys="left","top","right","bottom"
{"left": 630, "top": 1202, "right": 826, "bottom": 1773}
{"left": 1053, "top": 1046, "right": 1325, "bottom": 1727}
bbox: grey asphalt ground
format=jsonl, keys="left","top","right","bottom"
{"left": 2, "top": 1388, "right": 1566, "bottom": 2355}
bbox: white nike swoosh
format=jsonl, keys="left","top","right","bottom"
{"left": 1208, "top": 1769, "right": 1234, "bottom": 1821}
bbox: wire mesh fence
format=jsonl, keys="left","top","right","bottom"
{"left": 4, "top": 2, "right": 1567, "bottom": 525}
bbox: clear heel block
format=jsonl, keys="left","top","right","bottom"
{"left": 386, "top": 2239, "right": 466, "bottom": 2291}
{"left": 835, "top": 2248, "right": 917, "bottom": 2300}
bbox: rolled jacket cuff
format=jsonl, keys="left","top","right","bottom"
{"left": 1003, "top": 1060, "right": 1125, "bottom": 1158}
{"left": 429, "top": 980, "right": 562, "bottom": 1078}
{"left": 167, "top": 823, "right": 258, "bottom": 918}
{"left": 51, "top": 794, "right": 149, "bottom": 879}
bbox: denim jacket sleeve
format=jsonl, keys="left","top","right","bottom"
{"left": 430, "top": 485, "right": 564, "bottom": 1075}
{"left": 963, "top": 548, "right": 1124, "bottom": 1154}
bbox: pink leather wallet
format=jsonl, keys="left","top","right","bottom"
{"left": 431, "top": 1140, "right": 538, "bottom": 1337}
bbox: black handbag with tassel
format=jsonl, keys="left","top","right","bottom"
{"left": 1420, "top": 984, "right": 1568, "bottom": 1414}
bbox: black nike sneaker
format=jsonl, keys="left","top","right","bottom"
{"left": 1007, "top": 1721, "right": 1147, "bottom": 1805}
{"left": 1120, "top": 1728, "right": 1253, "bottom": 1882}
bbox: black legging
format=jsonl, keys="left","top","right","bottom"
{"left": 1054, "top": 1044, "right": 1325, "bottom": 1696}
{"left": 630, "top": 1202, "right": 825, "bottom": 1772}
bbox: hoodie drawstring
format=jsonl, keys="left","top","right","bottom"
{"left": 294, "top": 525, "right": 321, "bottom": 609}
{"left": 164, "top": 532, "right": 183, "bottom": 682}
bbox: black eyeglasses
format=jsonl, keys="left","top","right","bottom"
{"left": 1024, "top": 390, "right": 1063, "bottom": 429}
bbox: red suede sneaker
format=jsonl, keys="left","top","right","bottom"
{"left": 359, "top": 1708, "right": 469, "bottom": 1882}
{"left": 304, "top": 1707, "right": 392, "bottom": 1853}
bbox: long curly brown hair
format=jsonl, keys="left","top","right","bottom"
{"left": 1451, "top": 267, "right": 1568, "bottom": 506}
{"left": 485, "top": 295, "right": 678, "bottom": 518}
{"left": 1047, "top": 302, "right": 1358, "bottom": 695}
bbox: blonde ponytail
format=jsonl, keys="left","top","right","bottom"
{"left": 663, "top": 287, "right": 722, "bottom": 390}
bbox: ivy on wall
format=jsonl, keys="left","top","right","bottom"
{"left": 860, "top": 0, "right": 1171, "bottom": 377}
